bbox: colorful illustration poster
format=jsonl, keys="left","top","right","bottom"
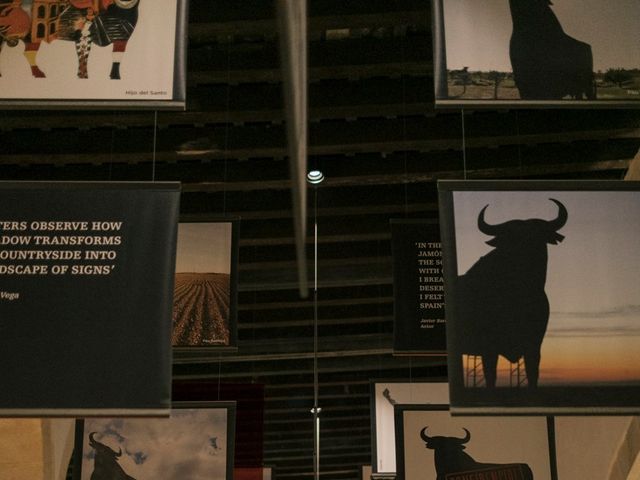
{"left": 432, "top": 0, "right": 640, "bottom": 107}
{"left": 439, "top": 180, "right": 640, "bottom": 414}
{"left": 0, "top": 0, "right": 187, "bottom": 108}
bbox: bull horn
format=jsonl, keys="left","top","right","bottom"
{"left": 459, "top": 428, "right": 471, "bottom": 444}
{"left": 477, "top": 205, "right": 500, "bottom": 236}
{"left": 116, "top": 447, "right": 122, "bottom": 457}
{"left": 89, "top": 432, "right": 97, "bottom": 443}
{"left": 547, "top": 199, "right": 567, "bottom": 231}
{"left": 419, "top": 427, "right": 432, "bottom": 442}
{"left": 114, "top": 0, "right": 139, "bottom": 8}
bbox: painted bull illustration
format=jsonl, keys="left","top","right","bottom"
{"left": 88, "top": 432, "right": 136, "bottom": 480}
{"left": 0, "top": 0, "right": 139, "bottom": 79}
{"left": 420, "top": 427, "right": 534, "bottom": 480}
{"left": 509, "top": 0, "right": 595, "bottom": 100}
{"left": 456, "top": 199, "right": 567, "bottom": 388}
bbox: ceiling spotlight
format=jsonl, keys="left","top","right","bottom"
{"left": 306, "top": 170, "right": 325, "bottom": 184}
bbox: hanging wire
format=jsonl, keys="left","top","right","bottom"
{"left": 312, "top": 184, "right": 320, "bottom": 480}
{"left": 461, "top": 108, "right": 467, "bottom": 179}
{"left": 313, "top": 186, "right": 318, "bottom": 410}
{"left": 151, "top": 110, "right": 158, "bottom": 182}
{"left": 222, "top": 39, "right": 232, "bottom": 215}
{"left": 515, "top": 110, "right": 523, "bottom": 178}
{"left": 400, "top": 24, "right": 409, "bottom": 218}
{"left": 217, "top": 354, "right": 222, "bottom": 401}
{"left": 108, "top": 111, "right": 116, "bottom": 180}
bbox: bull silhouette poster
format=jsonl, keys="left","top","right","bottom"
{"left": 391, "top": 220, "right": 447, "bottom": 354}
{"left": 0, "top": 182, "right": 179, "bottom": 416}
{"left": 172, "top": 219, "right": 239, "bottom": 351}
{"left": 0, "top": 0, "right": 187, "bottom": 108}
{"left": 432, "top": 0, "right": 640, "bottom": 107}
{"left": 439, "top": 180, "right": 640, "bottom": 414}
{"left": 394, "top": 405, "right": 554, "bottom": 480}
{"left": 73, "top": 402, "right": 236, "bottom": 480}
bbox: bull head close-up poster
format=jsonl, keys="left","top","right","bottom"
{"left": 438, "top": 180, "right": 640, "bottom": 414}
{"left": 432, "top": 0, "right": 640, "bottom": 107}
{"left": 74, "top": 402, "right": 236, "bottom": 480}
{"left": 0, "top": 0, "right": 187, "bottom": 108}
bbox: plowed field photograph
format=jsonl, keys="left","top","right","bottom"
{"left": 172, "top": 221, "right": 236, "bottom": 347}
{"left": 173, "top": 272, "right": 230, "bottom": 345}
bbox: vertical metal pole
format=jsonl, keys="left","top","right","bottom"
{"left": 312, "top": 186, "right": 320, "bottom": 480}
{"left": 432, "top": 0, "right": 448, "bottom": 99}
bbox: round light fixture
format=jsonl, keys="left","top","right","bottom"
{"left": 306, "top": 170, "right": 325, "bottom": 184}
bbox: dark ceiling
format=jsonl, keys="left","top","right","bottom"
{"left": 2, "top": 1, "right": 639, "bottom": 479}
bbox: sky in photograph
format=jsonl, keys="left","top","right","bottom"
{"left": 452, "top": 190, "right": 640, "bottom": 385}
{"left": 175, "top": 222, "right": 232, "bottom": 273}
{"left": 443, "top": 0, "right": 640, "bottom": 72}
{"left": 82, "top": 409, "right": 228, "bottom": 480}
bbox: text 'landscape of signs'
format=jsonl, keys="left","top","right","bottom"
{"left": 0, "top": 181, "right": 180, "bottom": 416}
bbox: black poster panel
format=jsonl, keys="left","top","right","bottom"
{"left": 0, "top": 182, "right": 179, "bottom": 416}
{"left": 432, "top": 0, "right": 640, "bottom": 108}
{"left": 391, "top": 220, "right": 446, "bottom": 355}
{"left": 438, "top": 180, "right": 640, "bottom": 414}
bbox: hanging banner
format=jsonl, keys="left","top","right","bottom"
{"left": 391, "top": 219, "right": 446, "bottom": 355}
{"left": 0, "top": 0, "right": 188, "bottom": 109}
{"left": 0, "top": 182, "right": 180, "bottom": 416}
{"left": 432, "top": 0, "right": 640, "bottom": 108}
{"left": 439, "top": 180, "right": 640, "bottom": 414}
{"left": 172, "top": 218, "right": 239, "bottom": 351}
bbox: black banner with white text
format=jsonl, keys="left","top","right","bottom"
{"left": 391, "top": 219, "right": 446, "bottom": 355}
{"left": 0, "top": 182, "right": 180, "bottom": 416}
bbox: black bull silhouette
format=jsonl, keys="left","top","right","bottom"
{"left": 509, "top": 0, "right": 595, "bottom": 100}
{"left": 88, "top": 432, "right": 136, "bottom": 480}
{"left": 455, "top": 199, "right": 567, "bottom": 388}
{"left": 420, "top": 427, "right": 534, "bottom": 480}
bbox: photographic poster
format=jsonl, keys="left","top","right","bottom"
{"left": 74, "top": 402, "right": 235, "bottom": 480}
{"left": 172, "top": 219, "right": 239, "bottom": 350}
{"left": 432, "top": 0, "right": 640, "bottom": 107}
{"left": 438, "top": 180, "right": 640, "bottom": 414}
